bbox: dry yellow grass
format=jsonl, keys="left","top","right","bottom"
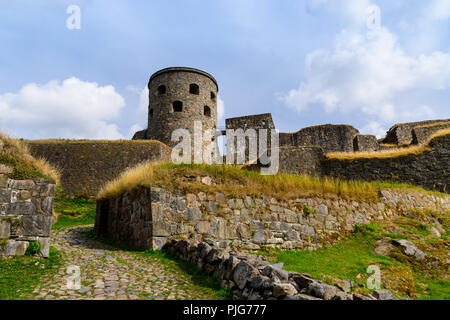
{"left": 327, "top": 128, "right": 450, "bottom": 160}
{"left": 97, "top": 161, "right": 158, "bottom": 200}
{"left": 0, "top": 133, "right": 60, "bottom": 183}
{"left": 414, "top": 121, "right": 450, "bottom": 129}
{"left": 97, "top": 162, "right": 384, "bottom": 201}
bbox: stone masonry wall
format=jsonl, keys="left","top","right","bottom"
{"left": 0, "top": 164, "right": 55, "bottom": 257}
{"left": 277, "top": 147, "right": 325, "bottom": 176}
{"left": 29, "top": 141, "right": 172, "bottom": 198}
{"left": 144, "top": 67, "right": 218, "bottom": 148}
{"left": 324, "top": 134, "right": 450, "bottom": 193}
{"left": 353, "top": 134, "right": 379, "bottom": 152}
{"left": 411, "top": 122, "right": 450, "bottom": 145}
{"left": 279, "top": 124, "right": 360, "bottom": 153}
{"left": 95, "top": 185, "right": 449, "bottom": 252}
{"left": 382, "top": 119, "right": 450, "bottom": 145}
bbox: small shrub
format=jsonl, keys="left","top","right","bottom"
{"left": 303, "top": 205, "right": 314, "bottom": 216}
{"left": 25, "top": 241, "right": 41, "bottom": 256}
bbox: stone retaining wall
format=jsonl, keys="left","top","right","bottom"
{"left": 95, "top": 186, "right": 449, "bottom": 252}
{"left": 29, "top": 140, "right": 172, "bottom": 198}
{"left": 279, "top": 124, "right": 359, "bottom": 153}
{"left": 324, "top": 134, "right": 450, "bottom": 193}
{"left": 0, "top": 165, "right": 55, "bottom": 257}
{"left": 382, "top": 119, "right": 449, "bottom": 145}
{"left": 412, "top": 122, "right": 450, "bottom": 145}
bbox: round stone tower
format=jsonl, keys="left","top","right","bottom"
{"left": 146, "top": 67, "right": 218, "bottom": 147}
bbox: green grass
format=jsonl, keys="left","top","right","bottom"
{"left": 52, "top": 198, "right": 96, "bottom": 230}
{"left": 256, "top": 221, "right": 450, "bottom": 300}
{"left": 0, "top": 154, "right": 50, "bottom": 180}
{"left": 0, "top": 247, "right": 63, "bottom": 300}
{"left": 258, "top": 223, "right": 397, "bottom": 288}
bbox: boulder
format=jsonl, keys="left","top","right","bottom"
{"left": 393, "top": 239, "right": 427, "bottom": 260}
{"left": 291, "top": 274, "right": 316, "bottom": 290}
{"left": 372, "top": 289, "right": 395, "bottom": 300}
{"left": 261, "top": 264, "right": 289, "bottom": 282}
{"left": 233, "top": 260, "right": 260, "bottom": 290}
{"left": 273, "top": 283, "right": 298, "bottom": 298}
{"left": 307, "top": 282, "right": 337, "bottom": 300}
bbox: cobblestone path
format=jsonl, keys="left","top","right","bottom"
{"left": 23, "top": 227, "right": 223, "bottom": 300}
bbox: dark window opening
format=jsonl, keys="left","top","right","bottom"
{"left": 158, "top": 85, "right": 166, "bottom": 95}
{"left": 173, "top": 101, "right": 183, "bottom": 112}
{"left": 262, "top": 120, "right": 266, "bottom": 126}
{"left": 244, "top": 122, "right": 248, "bottom": 129}
{"left": 149, "top": 108, "right": 154, "bottom": 118}
{"left": 210, "top": 91, "right": 216, "bottom": 101}
{"left": 189, "top": 83, "right": 199, "bottom": 95}
{"left": 204, "top": 105, "right": 211, "bottom": 117}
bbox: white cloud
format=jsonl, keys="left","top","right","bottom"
{"left": 0, "top": 77, "right": 125, "bottom": 139}
{"left": 428, "top": 0, "right": 450, "bottom": 21}
{"left": 360, "top": 121, "right": 387, "bottom": 138}
{"left": 280, "top": 26, "right": 450, "bottom": 124}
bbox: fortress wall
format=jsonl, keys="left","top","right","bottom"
{"left": 382, "top": 119, "right": 450, "bottom": 145}
{"left": 28, "top": 141, "right": 172, "bottom": 198}
{"left": 323, "top": 134, "right": 450, "bottom": 193}
{"left": 225, "top": 113, "right": 275, "bottom": 131}
{"left": 278, "top": 147, "right": 325, "bottom": 176}
{"left": 353, "top": 135, "right": 379, "bottom": 152}
{"left": 412, "top": 122, "right": 450, "bottom": 145}
{"left": 280, "top": 124, "right": 359, "bottom": 153}
{"left": 95, "top": 186, "right": 449, "bottom": 251}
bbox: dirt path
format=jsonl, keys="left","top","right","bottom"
{"left": 23, "top": 226, "right": 223, "bottom": 300}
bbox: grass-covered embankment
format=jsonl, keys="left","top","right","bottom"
{"left": 97, "top": 162, "right": 445, "bottom": 202}
{"left": 256, "top": 212, "right": 450, "bottom": 300}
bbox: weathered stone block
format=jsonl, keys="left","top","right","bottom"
{"left": 0, "top": 188, "right": 11, "bottom": 203}
{"left": 21, "top": 215, "right": 52, "bottom": 236}
{"left": 0, "top": 164, "right": 13, "bottom": 175}
{"left": 0, "top": 174, "right": 9, "bottom": 188}
{"left": 41, "top": 196, "right": 53, "bottom": 214}
{"left": 8, "top": 179, "right": 35, "bottom": 190}
{"left": 6, "top": 202, "right": 35, "bottom": 215}
{"left": 152, "top": 236, "right": 167, "bottom": 250}
{"left": 37, "top": 237, "right": 50, "bottom": 258}
{"left": 0, "top": 219, "right": 11, "bottom": 239}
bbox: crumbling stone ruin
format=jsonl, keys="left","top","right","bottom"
{"left": 0, "top": 164, "right": 55, "bottom": 257}
{"left": 28, "top": 67, "right": 449, "bottom": 197}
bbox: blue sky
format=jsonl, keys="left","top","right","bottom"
{"left": 0, "top": 0, "right": 449, "bottom": 139}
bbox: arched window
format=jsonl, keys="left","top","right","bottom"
{"left": 157, "top": 85, "right": 166, "bottom": 95}
{"left": 210, "top": 91, "right": 216, "bottom": 101}
{"left": 149, "top": 108, "right": 154, "bottom": 118}
{"left": 173, "top": 101, "right": 183, "bottom": 112}
{"left": 204, "top": 105, "right": 211, "bottom": 117}
{"left": 189, "top": 83, "right": 199, "bottom": 95}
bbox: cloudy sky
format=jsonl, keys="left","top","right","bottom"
{"left": 0, "top": 0, "right": 449, "bottom": 139}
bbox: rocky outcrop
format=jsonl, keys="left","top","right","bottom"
{"left": 164, "top": 239, "right": 396, "bottom": 300}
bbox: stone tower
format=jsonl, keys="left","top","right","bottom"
{"left": 145, "top": 67, "right": 218, "bottom": 147}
